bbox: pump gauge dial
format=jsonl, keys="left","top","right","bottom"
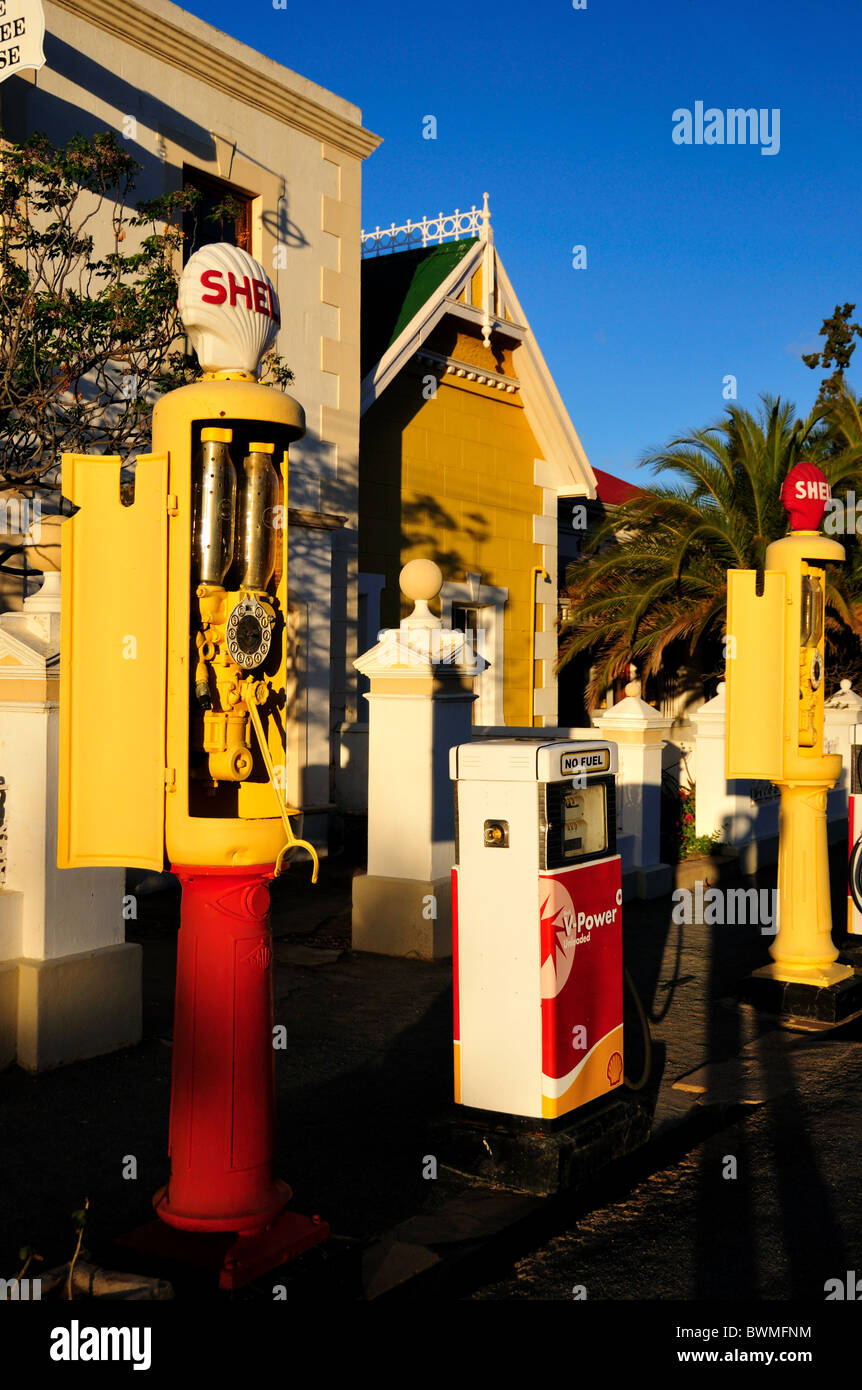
{"left": 226, "top": 597, "right": 273, "bottom": 670}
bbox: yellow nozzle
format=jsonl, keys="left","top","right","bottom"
{"left": 248, "top": 442, "right": 275, "bottom": 454}
{"left": 201, "top": 427, "right": 233, "bottom": 443}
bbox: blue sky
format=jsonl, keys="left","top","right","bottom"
{"left": 182, "top": 0, "right": 861, "bottom": 484}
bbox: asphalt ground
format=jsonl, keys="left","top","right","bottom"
{"left": 1, "top": 841, "right": 860, "bottom": 1324}
{"left": 472, "top": 1026, "right": 862, "bottom": 1300}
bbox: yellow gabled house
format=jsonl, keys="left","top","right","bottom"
{"left": 358, "top": 197, "right": 596, "bottom": 727}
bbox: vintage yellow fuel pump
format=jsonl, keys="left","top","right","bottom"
{"left": 726, "top": 461, "right": 862, "bottom": 1023}
{"left": 57, "top": 243, "right": 325, "bottom": 1287}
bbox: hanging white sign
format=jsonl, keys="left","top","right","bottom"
{"left": 0, "top": 0, "right": 45, "bottom": 82}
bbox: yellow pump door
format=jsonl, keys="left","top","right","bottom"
{"left": 57, "top": 452, "right": 169, "bottom": 870}
{"left": 725, "top": 568, "right": 786, "bottom": 782}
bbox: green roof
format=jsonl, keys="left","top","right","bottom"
{"left": 361, "top": 238, "right": 477, "bottom": 377}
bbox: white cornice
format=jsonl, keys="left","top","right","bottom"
{"left": 416, "top": 350, "right": 519, "bottom": 394}
{"left": 0, "top": 625, "right": 58, "bottom": 674}
{"left": 47, "top": 0, "right": 381, "bottom": 160}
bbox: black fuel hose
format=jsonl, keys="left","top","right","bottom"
{"left": 623, "top": 966, "right": 653, "bottom": 1092}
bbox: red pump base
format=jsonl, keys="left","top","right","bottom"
{"left": 120, "top": 863, "right": 328, "bottom": 1289}
{"left": 117, "top": 1208, "right": 329, "bottom": 1291}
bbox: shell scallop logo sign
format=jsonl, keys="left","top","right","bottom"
{"left": 177, "top": 243, "right": 281, "bottom": 377}
{"left": 781, "top": 461, "right": 831, "bottom": 533}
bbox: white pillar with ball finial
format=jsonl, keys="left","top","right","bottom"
{"left": 0, "top": 515, "right": 139, "bottom": 1069}
{"left": 351, "top": 559, "right": 485, "bottom": 958}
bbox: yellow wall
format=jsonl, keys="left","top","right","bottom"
{"left": 359, "top": 359, "right": 545, "bottom": 726}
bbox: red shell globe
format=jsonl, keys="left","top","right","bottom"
{"left": 781, "top": 462, "right": 831, "bottom": 532}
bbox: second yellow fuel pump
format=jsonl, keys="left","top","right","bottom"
{"left": 726, "top": 461, "right": 862, "bottom": 1021}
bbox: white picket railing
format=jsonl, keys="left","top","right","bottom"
{"left": 361, "top": 196, "right": 490, "bottom": 257}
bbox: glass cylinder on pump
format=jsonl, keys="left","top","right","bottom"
{"left": 237, "top": 441, "right": 279, "bottom": 591}
{"left": 192, "top": 427, "right": 237, "bottom": 584}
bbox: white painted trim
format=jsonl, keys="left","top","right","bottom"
{"left": 532, "top": 514, "right": 556, "bottom": 546}
{"left": 534, "top": 557, "right": 558, "bottom": 728}
{"left": 361, "top": 246, "right": 596, "bottom": 511}
{"left": 0, "top": 701, "right": 59, "bottom": 713}
{"left": 533, "top": 458, "right": 556, "bottom": 490}
{"left": 533, "top": 687, "right": 557, "bottom": 718}
{"left": 358, "top": 572, "right": 386, "bottom": 652}
{"left": 360, "top": 241, "right": 485, "bottom": 412}
{"left": 440, "top": 580, "right": 508, "bottom": 726}
{"left": 442, "top": 299, "right": 527, "bottom": 339}
{"left": 356, "top": 572, "right": 386, "bottom": 724}
{"left": 494, "top": 257, "right": 596, "bottom": 499}
{"left": 417, "top": 349, "right": 519, "bottom": 393}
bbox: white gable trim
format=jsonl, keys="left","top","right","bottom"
{"left": 361, "top": 241, "right": 485, "bottom": 414}
{"left": 440, "top": 298, "right": 526, "bottom": 340}
{"left": 493, "top": 257, "right": 596, "bottom": 499}
{"left": 361, "top": 243, "right": 596, "bottom": 501}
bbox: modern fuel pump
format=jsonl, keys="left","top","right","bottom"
{"left": 726, "top": 461, "right": 862, "bottom": 1021}
{"left": 57, "top": 243, "right": 325, "bottom": 1287}
{"left": 450, "top": 739, "right": 623, "bottom": 1120}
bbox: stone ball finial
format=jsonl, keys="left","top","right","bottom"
{"left": 23, "top": 513, "right": 63, "bottom": 575}
{"left": 400, "top": 558, "right": 442, "bottom": 603}
{"left": 399, "top": 559, "right": 443, "bottom": 631}
{"left": 624, "top": 663, "right": 641, "bottom": 699}
{"left": 841, "top": 679, "right": 852, "bottom": 692}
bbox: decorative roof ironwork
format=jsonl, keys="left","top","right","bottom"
{"left": 362, "top": 193, "right": 492, "bottom": 257}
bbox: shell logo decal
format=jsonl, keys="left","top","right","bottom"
{"left": 607, "top": 1051, "right": 623, "bottom": 1085}
{"left": 540, "top": 879, "right": 578, "bottom": 999}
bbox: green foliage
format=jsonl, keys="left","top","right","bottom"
{"left": 802, "top": 303, "right": 862, "bottom": 405}
{"left": 558, "top": 394, "right": 862, "bottom": 707}
{"left": 672, "top": 785, "right": 723, "bottom": 861}
{"left": 0, "top": 130, "right": 292, "bottom": 492}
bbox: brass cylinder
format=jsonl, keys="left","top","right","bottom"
{"left": 203, "top": 709, "right": 253, "bottom": 782}
{"left": 237, "top": 442, "right": 279, "bottom": 591}
{"left": 193, "top": 428, "right": 237, "bottom": 584}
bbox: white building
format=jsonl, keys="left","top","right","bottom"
{"left": 4, "top": 0, "right": 380, "bottom": 847}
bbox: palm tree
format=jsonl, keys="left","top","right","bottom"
{"left": 558, "top": 394, "right": 862, "bottom": 709}
{"left": 817, "top": 385, "right": 862, "bottom": 687}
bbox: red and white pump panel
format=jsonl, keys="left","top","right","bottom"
{"left": 450, "top": 738, "right": 624, "bottom": 1121}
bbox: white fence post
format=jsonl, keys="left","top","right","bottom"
{"left": 351, "top": 560, "right": 484, "bottom": 958}
{"left": 0, "top": 521, "right": 140, "bottom": 1070}
{"left": 824, "top": 680, "right": 862, "bottom": 809}
{"left": 593, "top": 679, "right": 673, "bottom": 899}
